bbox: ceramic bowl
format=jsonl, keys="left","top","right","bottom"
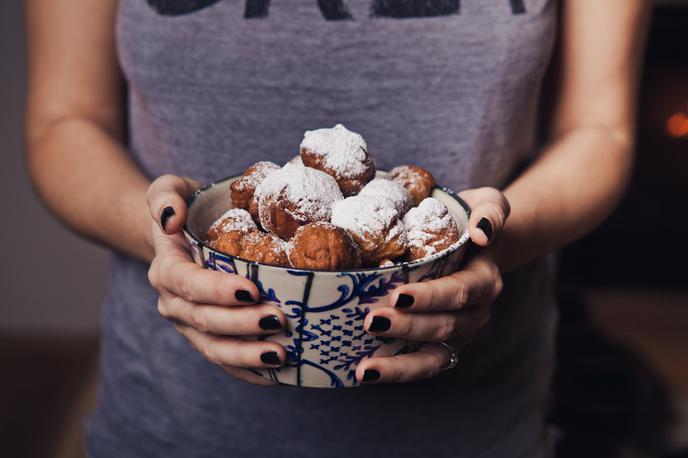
{"left": 183, "top": 172, "right": 471, "bottom": 388}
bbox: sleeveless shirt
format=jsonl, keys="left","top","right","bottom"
{"left": 88, "top": 1, "right": 559, "bottom": 456}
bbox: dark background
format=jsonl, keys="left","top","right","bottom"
{"left": 554, "top": 5, "right": 688, "bottom": 457}
{"left": 1, "top": 1, "right": 686, "bottom": 457}
{"left": 559, "top": 4, "right": 688, "bottom": 290}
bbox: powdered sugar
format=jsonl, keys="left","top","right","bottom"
{"left": 385, "top": 218, "right": 407, "bottom": 245}
{"left": 379, "top": 259, "right": 396, "bottom": 268}
{"left": 210, "top": 208, "right": 257, "bottom": 233}
{"left": 359, "top": 178, "right": 413, "bottom": 215}
{"left": 232, "top": 161, "right": 280, "bottom": 192}
{"left": 246, "top": 231, "right": 288, "bottom": 255}
{"left": 403, "top": 197, "right": 459, "bottom": 255}
{"left": 287, "top": 155, "right": 304, "bottom": 167}
{"left": 388, "top": 165, "right": 421, "bottom": 186}
{"left": 255, "top": 163, "right": 343, "bottom": 223}
{"left": 331, "top": 195, "right": 402, "bottom": 243}
{"left": 270, "top": 236, "right": 291, "bottom": 257}
{"left": 300, "top": 124, "right": 371, "bottom": 178}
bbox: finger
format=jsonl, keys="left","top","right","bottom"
{"left": 459, "top": 187, "right": 510, "bottom": 247}
{"left": 147, "top": 175, "right": 201, "bottom": 234}
{"left": 356, "top": 343, "right": 450, "bottom": 384}
{"left": 387, "top": 257, "right": 498, "bottom": 312}
{"left": 152, "top": 248, "right": 259, "bottom": 305}
{"left": 364, "top": 305, "right": 490, "bottom": 341}
{"left": 149, "top": 220, "right": 191, "bottom": 256}
{"left": 158, "top": 296, "right": 286, "bottom": 336}
{"left": 176, "top": 324, "right": 286, "bottom": 369}
{"left": 222, "top": 367, "right": 277, "bottom": 387}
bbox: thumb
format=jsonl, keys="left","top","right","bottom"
{"left": 146, "top": 175, "right": 201, "bottom": 235}
{"left": 459, "top": 187, "right": 510, "bottom": 247}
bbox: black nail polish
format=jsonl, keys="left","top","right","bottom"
{"left": 477, "top": 217, "right": 493, "bottom": 241}
{"left": 368, "top": 316, "right": 391, "bottom": 333}
{"left": 395, "top": 294, "right": 414, "bottom": 309}
{"left": 260, "top": 351, "right": 281, "bottom": 366}
{"left": 361, "top": 369, "right": 380, "bottom": 382}
{"left": 160, "top": 206, "right": 175, "bottom": 231}
{"left": 235, "top": 289, "right": 255, "bottom": 303}
{"left": 259, "top": 315, "right": 282, "bottom": 331}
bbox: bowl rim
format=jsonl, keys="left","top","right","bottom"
{"left": 183, "top": 172, "right": 472, "bottom": 274}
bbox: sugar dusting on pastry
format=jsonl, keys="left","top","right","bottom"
{"left": 255, "top": 164, "right": 344, "bottom": 238}
{"left": 209, "top": 208, "right": 257, "bottom": 234}
{"left": 300, "top": 124, "right": 371, "bottom": 178}
{"left": 403, "top": 197, "right": 461, "bottom": 260}
{"left": 331, "top": 195, "right": 408, "bottom": 265}
{"left": 388, "top": 165, "right": 436, "bottom": 207}
{"left": 359, "top": 178, "right": 413, "bottom": 215}
{"left": 231, "top": 161, "right": 280, "bottom": 192}
{"left": 230, "top": 161, "right": 281, "bottom": 219}
{"left": 331, "top": 195, "right": 400, "bottom": 242}
{"left": 239, "top": 231, "right": 290, "bottom": 266}
{"left": 287, "top": 155, "right": 304, "bottom": 167}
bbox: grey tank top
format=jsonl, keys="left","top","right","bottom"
{"left": 88, "top": 1, "right": 559, "bottom": 457}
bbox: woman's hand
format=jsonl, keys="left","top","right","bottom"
{"left": 355, "top": 187, "right": 510, "bottom": 384}
{"left": 146, "top": 175, "right": 287, "bottom": 386}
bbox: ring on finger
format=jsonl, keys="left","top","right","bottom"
{"left": 438, "top": 340, "right": 459, "bottom": 371}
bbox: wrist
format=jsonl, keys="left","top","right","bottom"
{"left": 494, "top": 194, "right": 533, "bottom": 273}
{"left": 112, "top": 179, "right": 155, "bottom": 262}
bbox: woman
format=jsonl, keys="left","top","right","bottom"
{"left": 25, "top": 0, "right": 649, "bottom": 456}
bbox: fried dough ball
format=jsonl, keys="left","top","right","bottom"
{"left": 230, "top": 161, "right": 281, "bottom": 220}
{"left": 388, "top": 165, "right": 436, "bottom": 207}
{"left": 331, "top": 195, "right": 408, "bottom": 266}
{"left": 359, "top": 178, "right": 413, "bottom": 215}
{"left": 288, "top": 222, "right": 361, "bottom": 270}
{"left": 206, "top": 208, "right": 257, "bottom": 241}
{"left": 238, "top": 231, "right": 290, "bottom": 267}
{"left": 206, "top": 208, "right": 258, "bottom": 256}
{"left": 300, "top": 124, "right": 375, "bottom": 196}
{"left": 403, "top": 197, "right": 461, "bottom": 262}
{"left": 209, "top": 230, "right": 248, "bottom": 257}
{"left": 254, "top": 164, "right": 343, "bottom": 240}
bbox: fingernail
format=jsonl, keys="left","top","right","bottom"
{"left": 368, "top": 316, "right": 391, "bottom": 333}
{"left": 395, "top": 294, "right": 414, "bottom": 309}
{"left": 260, "top": 351, "right": 281, "bottom": 366}
{"left": 160, "top": 206, "right": 175, "bottom": 231}
{"left": 477, "top": 217, "right": 493, "bottom": 242}
{"left": 235, "top": 289, "right": 255, "bottom": 302}
{"left": 361, "top": 369, "right": 380, "bottom": 382}
{"left": 259, "top": 315, "right": 282, "bottom": 331}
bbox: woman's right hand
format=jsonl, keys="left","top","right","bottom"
{"left": 146, "top": 175, "right": 287, "bottom": 386}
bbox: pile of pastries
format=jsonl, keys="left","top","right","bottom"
{"left": 205, "top": 124, "right": 462, "bottom": 270}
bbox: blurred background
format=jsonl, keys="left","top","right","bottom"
{"left": 1, "top": 1, "right": 686, "bottom": 457}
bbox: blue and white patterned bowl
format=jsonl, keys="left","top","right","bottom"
{"left": 183, "top": 172, "right": 471, "bottom": 388}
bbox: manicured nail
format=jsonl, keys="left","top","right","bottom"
{"left": 477, "top": 217, "right": 493, "bottom": 242}
{"left": 368, "top": 316, "right": 391, "bottom": 333}
{"left": 235, "top": 289, "right": 255, "bottom": 302}
{"left": 395, "top": 294, "right": 414, "bottom": 309}
{"left": 361, "top": 369, "right": 380, "bottom": 382}
{"left": 260, "top": 351, "right": 281, "bottom": 366}
{"left": 160, "top": 206, "right": 175, "bottom": 231}
{"left": 259, "top": 315, "right": 282, "bottom": 331}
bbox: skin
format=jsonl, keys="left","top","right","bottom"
{"left": 26, "top": 0, "right": 649, "bottom": 386}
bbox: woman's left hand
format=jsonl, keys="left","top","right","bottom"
{"left": 356, "top": 187, "right": 510, "bottom": 384}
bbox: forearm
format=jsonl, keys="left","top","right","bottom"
{"left": 27, "top": 117, "right": 154, "bottom": 262}
{"left": 500, "top": 126, "right": 633, "bottom": 271}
